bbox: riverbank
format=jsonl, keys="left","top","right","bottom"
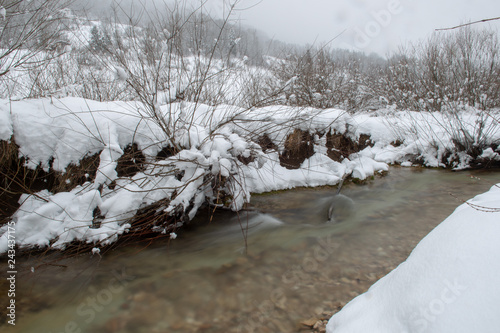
{"left": 1, "top": 98, "right": 499, "bottom": 255}
{"left": 1, "top": 167, "right": 499, "bottom": 332}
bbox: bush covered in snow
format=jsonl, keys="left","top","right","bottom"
{"left": 0, "top": 98, "right": 376, "bottom": 252}
{"left": 1, "top": 97, "right": 499, "bottom": 253}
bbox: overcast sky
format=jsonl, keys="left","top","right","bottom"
{"left": 84, "top": 0, "right": 500, "bottom": 56}
{"left": 199, "top": 0, "right": 500, "bottom": 56}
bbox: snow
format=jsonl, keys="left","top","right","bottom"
{"left": 0, "top": 102, "right": 12, "bottom": 140}
{"left": 0, "top": 9, "right": 497, "bottom": 333}
{"left": 114, "top": 66, "right": 128, "bottom": 81}
{"left": 344, "top": 155, "right": 389, "bottom": 180}
{"left": 0, "top": 97, "right": 498, "bottom": 253}
{"left": 480, "top": 147, "right": 500, "bottom": 161}
{"left": 327, "top": 183, "right": 500, "bottom": 333}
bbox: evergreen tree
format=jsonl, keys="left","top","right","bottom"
{"left": 89, "top": 25, "right": 111, "bottom": 53}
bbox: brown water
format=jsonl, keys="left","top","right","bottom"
{"left": 1, "top": 167, "right": 499, "bottom": 333}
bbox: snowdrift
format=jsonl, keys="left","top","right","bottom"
{"left": 327, "top": 183, "right": 500, "bottom": 333}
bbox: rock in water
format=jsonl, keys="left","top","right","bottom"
{"left": 327, "top": 194, "right": 355, "bottom": 223}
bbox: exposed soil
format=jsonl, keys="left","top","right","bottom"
{"left": 279, "top": 129, "right": 315, "bottom": 169}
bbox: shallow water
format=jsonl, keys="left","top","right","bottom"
{"left": 1, "top": 167, "right": 499, "bottom": 333}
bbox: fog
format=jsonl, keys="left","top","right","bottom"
{"left": 232, "top": 0, "right": 500, "bottom": 56}
{"left": 74, "top": 0, "right": 500, "bottom": 56}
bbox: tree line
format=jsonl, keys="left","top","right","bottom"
{"left": 1, "top": 0, "right": 498, "bottom": 113}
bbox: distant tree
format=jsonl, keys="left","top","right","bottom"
{"left": 268, "top": 45, "right": 375, "bottom": 111}
{"left": 89, "top": 25, "right": 111, "bottom": 53}
{"left": 0, "top": 0, "right": 72, "bottom": 77}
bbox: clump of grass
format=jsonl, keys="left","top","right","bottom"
{"left": 279, "top": 129, "right": 315, "bottom": 169}
{"left": 325, "top": 130, "right": 373, "bottom": 162}
{"left": 0, "top": 137, "right": 103, "bottom": 226}
{"left": 116, "top": 143, "right": 146, "bottom": 178}
{"left": 0, "top": 139, "right": 50, "bottom": 225}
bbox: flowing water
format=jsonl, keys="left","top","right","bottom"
{"left": 1, "top": 167, "right": 499, "bottom": 333}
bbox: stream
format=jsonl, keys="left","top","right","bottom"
{"left": 1, "top": 167, "right": 499, "bottom": 333}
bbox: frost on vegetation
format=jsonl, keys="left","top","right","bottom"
{"left": 0, "top": 98, "right": 499, "bottom": 253}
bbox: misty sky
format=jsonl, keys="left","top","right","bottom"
{"left": 199, "top": 0, "right": 500, "bottom": 56}
{"left": 83, "top": 0, "right": 500, "bottom": 56}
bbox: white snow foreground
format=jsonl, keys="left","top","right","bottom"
{"left": 327, "top": 183, "right": 500, "bottom": 333}
{"left": 0, "top": 98, "right": 498, "bottom": 253}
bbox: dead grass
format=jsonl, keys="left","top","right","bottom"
{"left": 116, "top": 143, "right": 146, "bottom": 177}
{"left": 279, "top": 129, "right": 315, "bottom": 169}
{"left": 325, "top": 131, "right": 373, "bottom": 162}
{"left": 0, "top": 139, "right": 102, "bottom": 226}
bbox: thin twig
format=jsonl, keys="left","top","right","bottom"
{"left": 436, "top": 17, "right": 500, "bottom": 31}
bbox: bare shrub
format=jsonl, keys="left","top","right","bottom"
{"left": 441, "top": 105, "right": 500, "bottom": 161}
{"left": 265, "top": 46, "right": 381, "bottom": 112}
{"left": 0, "top": 0, "right": 72, "bottom": 77}
{"left": 381, "top": 26, "right": 500, "bottom": 111}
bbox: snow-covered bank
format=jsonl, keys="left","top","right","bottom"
{"left": 326, "top": 182, "right": 500, "bottom": 333}
{"left": 0, "top": 98, "right": 498, "bottom": 253}
{"left": 0, "top": 98, "right": 381, "bottom": 253}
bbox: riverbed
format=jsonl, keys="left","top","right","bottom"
{"left": 1, "top": 167, "right": 499, "bottom": 333}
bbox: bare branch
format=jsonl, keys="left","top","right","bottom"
{"left": 436, "top": 17, "right": 500, "bottom": 31}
